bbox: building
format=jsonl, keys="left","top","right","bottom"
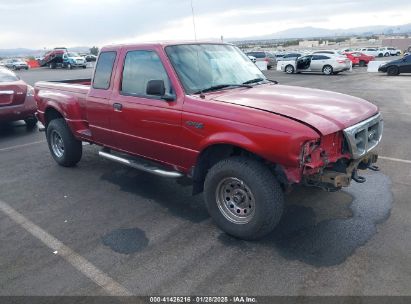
{"left": 382, "top": 38, "right": 411, "bottom": 51}
{"left": 299, "top": 40, "right": 319, "bottom": 48}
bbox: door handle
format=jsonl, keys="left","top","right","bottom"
{"left": 113, "top": 103, "right": 123, "bottom": 112}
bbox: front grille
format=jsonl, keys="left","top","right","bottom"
{"left": 343, "top": 113, "right": 383, "bottom": 159}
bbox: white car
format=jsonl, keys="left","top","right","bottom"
{"left": 247, "top": 55, "right": 257, "bottom": 63}
{"left": 378, "top": 47, "right": 401, "bottom": 57}
{"left": 280, "top": 54, "right": 351, "bottom": 75}
{"left": 358, "top": 48, "right": 380, "bottom": 57}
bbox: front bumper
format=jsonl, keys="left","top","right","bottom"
{"left": 304, "top": 152, "right": 379, "bottom": 190}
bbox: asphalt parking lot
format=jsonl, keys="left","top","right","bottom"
{"left": 1, "top": 64, "right": 410, "bottom": 296}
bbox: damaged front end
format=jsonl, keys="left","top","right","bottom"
{"left": 302, "top": 113, "right": 383, "bottom": 191}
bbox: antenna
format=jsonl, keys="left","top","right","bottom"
{"left": 190, "top": 0, "right": 197, "bottom": 41}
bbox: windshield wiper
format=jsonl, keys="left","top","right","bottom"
{"left": 242, "top": 78, "right": 266, "bottom": 85}
{"left": 194, "top": 84, "right": 252, "bottom": 95}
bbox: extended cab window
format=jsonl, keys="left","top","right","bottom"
{"left": 121, "top": 50, "right": 171, "bottom": 97}
{"left": 93, "top": 51, "right": 116, "bottom": 90}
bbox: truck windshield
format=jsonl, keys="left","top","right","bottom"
{"left": 166, "top": 44, "right": 266, "bottom": 95}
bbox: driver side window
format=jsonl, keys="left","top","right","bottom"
{"left": 121, "top": 50, "right": 172, "bottom": 98}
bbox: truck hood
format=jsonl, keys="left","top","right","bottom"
{"left": 212, "top": 84, "right": 378, "bottom": 135}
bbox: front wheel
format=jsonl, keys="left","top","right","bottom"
{"left": 285, "top": 65, "right": 294, "bottom": 74}
{"left": 46, "top": 118, "right": 82, "bottom": 167}
{"left": 359, "top": 60, "right": 366, "bottom": 67}
{"left": 387, "top": 66, "right": 399, "bottom": 76}
{"left": 204, "top": 157, "right": 284, "bottom": 240}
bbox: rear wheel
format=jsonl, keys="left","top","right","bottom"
{"left": 387, "top": 66, "right": 399, "bottom": 76}
{"left": 384, "top": 52, "right": 390, "bottom": 57}
{"left": 204, "top": 157, "right": 284, "bottom": 240}
{"left": 46, "top": 118, "right": 82, "bottom": 167}
{"left": 322, "top": 65, "right": 333, "bottom": 75}
{"left": 24, "top": 116, "right": 38, "bottom": 129}
{"left": 359, "top": 60, "right": 366, "bottom": 67}
{"left": 285, "top": 65, "right": 294, "bottom": 74}
{"left": 396, "top": 52, "right": 401, "bottom": 56}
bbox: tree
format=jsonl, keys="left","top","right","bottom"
{"left": 90, "top": 46, "right": 99, "bottom": 56}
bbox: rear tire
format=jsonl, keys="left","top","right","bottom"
{"left": 322, "top": 65, "right": 333, "bottom": 75}
{"left": 24, "top": 116, "right": 38, "bottom": 129}
{"left": 387, "top": 66, "right": 399, "bottom": 76}
{"left": 359, "top": 60, "right": 366, "bottom": 67}
{"left": 46, "top": 118, "right": 82, "bottom": 167}
{"left": 285, "top": 65, "right": 294, "bottom": 74}
{"left": 204, "top": 157, "right": 284, "bottom": 240}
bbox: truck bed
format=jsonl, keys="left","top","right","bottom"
{"left": 35, "top": 79, "right": 91, "bottom": 95}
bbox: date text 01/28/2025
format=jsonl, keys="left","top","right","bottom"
{"left": 149, "top": 296, "right": 257, "bottom": 303}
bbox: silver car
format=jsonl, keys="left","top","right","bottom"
{"left": 245, "top": 51, "right": 276, "bottom": 69}
{"left": 4, "top": 59, "right": 29, "bottom": 70}
{"left": 280, "top": 54, "right": 351, "bottom": 75}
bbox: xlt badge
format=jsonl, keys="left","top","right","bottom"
{"left": 186, "top": 121, "right": 204, "bottom": 129}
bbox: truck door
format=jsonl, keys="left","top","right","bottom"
{"left": 108, "top": 48, "right": 184, "bottom": 168}
{"left": 87, "top": 51, "right": 118, "bottom": 145}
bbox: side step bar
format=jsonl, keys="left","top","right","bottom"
{"left": 99, "top": 150, "right": 183, "bottom": 178}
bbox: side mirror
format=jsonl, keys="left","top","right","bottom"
{"left": 146, "top": 80, "right": 165, "bottom": 96}
{"left": 146, "top": 80, "right": 175, "bottom": 101}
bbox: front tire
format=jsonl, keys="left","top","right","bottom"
{"left": 285, "top": 65, "right": 294, "bottom": 74}
{"left": 46, "top": 118, "right": 82, "bottom": 167}
{"left": 204, "top": 157, "right": 284, "bottom": 240}
{"left": 359, "top": 60, "right": 366, "bottom": 67}
{"left": 387, "top": 66, "right": 399, "bottom": 76}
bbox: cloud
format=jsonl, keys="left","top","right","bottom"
{"left": 0, "top": 0, "right": 410, "bottom": 49}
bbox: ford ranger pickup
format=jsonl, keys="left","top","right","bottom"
{"left": 35, "top": 42, "right": 383, "bottom": 240}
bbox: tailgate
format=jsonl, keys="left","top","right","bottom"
{"left": 0, "top": 82, "right": 27, "bottom": 107}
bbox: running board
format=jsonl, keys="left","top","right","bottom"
{"left": 99, "top": 150, "right": 183, "bottom": 178}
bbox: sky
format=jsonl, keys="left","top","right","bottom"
{"left": 1, "top": 0, "right": 411, "bottom": 49}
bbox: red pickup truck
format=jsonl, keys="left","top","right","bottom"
{"left": 35, "top": 42, "right": 383, "bottom": 240}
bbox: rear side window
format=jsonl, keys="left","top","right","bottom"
{"left": 0, "top": 68, "right": 19, "bottom": 82}
{"left": 250, "top": 52, "right": 266, "bottom": 58}
{"left": 93, "top": 51, "right": 116, "bottom": 89}
{"left": 121, "top": 50, "right": 171, "bottom": 98}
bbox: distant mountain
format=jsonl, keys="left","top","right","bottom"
{"left": 232, "top": 23, "right": 411, "bottom": 41}
{"left": 0, "top": 47, "right": 92, "bottom": 58}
